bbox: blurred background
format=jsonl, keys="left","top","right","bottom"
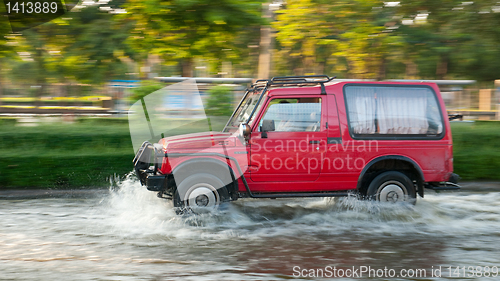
{"left": 1, "top": 0, "right": 500, "bottom": 188}
{"left": 2, "top": 3, "right": 500, "bottom": 279}
{"left": 1, "top": 0, "right": 500, "bottom": 115}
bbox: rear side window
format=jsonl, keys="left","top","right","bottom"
{"left": 344, "top": 85, "right": 444, "bottom": 138}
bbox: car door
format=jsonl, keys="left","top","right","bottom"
{"left": 249, "top": 96, "right": 327, "bottom": 182}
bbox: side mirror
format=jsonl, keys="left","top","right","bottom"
{"left": 239, "top": 123, "right": 251, "bottom": 139}
{"left": 260, "top": 119, "right": 275, "bottom": 138}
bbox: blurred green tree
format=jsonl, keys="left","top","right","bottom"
{"left": 273, "top": 0, "right": 500, "bottom": 81}
{"left": 0, "top": 5, "right": 18, "bottom": 104}
{"left": 6, "top": 2, "right": 134, "bottom": 97}
{"left": 273, "top": 0, "right": 406, "bottom": 79}
{"left": 4, "top": 0, "right": 500, "bottom": 92}
{"left": 390, "top": 0, "right": 500, "bottom": 80}
{"left": 54, "top": 4, "right": 135, "bottom": 86}
{"left": 121, "top": 0, "right": 264, "bottom": 77}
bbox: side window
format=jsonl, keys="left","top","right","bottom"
{"left": 345, "top": 86, "right": 444, "bottom": 137}
{"left": 260, "top": 98, "right": 322, "bottom": 132}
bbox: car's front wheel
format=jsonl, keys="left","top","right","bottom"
{"left": 173, "top": 173, "right": 228, "bottom": 215}
{"left": 366, "top": 171, "right": 416, "bottom": 204}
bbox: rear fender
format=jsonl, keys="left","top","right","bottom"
{"left": 357, "top": 155, "right": 425, "bottom": 198}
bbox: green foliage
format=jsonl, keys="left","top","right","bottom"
{"left": 52, "top": 5, "right": 134, "bottom": 85}
{"left": 4, "top": 0, "right": 500, "bottom": 98}
{"left": 205, "top": 85, "right": 233, "bottom": 116}
{"left": 3, "top": 2, "right": 134, "bottom": 88}
{"left": 272, "top": 0, "right": 404, "bottom": 79}
{"left": 0, "top": 4, "right": 15, "bottom": 58}
{"left": 129, "top": 80, "right": 165, "bottom": 102}
{"left": 451, "top": 121, "right": 500, "bottom": 180}
{"left": 272, "top": 0, "right": 500, "bottom": 81}
{"left": 0, "top": 154, "right": 134, "bottom": 188}
{"left": 0, "top": 117, "right": 231, "bottom": 188}
{"left": 121, "top": 0, "right": 264, "bottom": 75}
{"left": 0, "top": 121, "right": 133, "bottom": 188}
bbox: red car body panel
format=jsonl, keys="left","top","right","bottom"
{"left": 157, "top": 80, "right": 453, "bottom": 195}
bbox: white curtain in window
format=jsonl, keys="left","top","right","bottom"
{"left": 345, "top": 87, "right": 376, "bottom": 134}
{"left": 376, "top": 88, "right": 429, "bottom": 134}
{"left": 346, "top": 86, "right": 440, "bottom": 135}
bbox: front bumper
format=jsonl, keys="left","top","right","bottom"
{"left": 133, "top": 141, "right": 167, "bottom": 192}
{"left": 145, "top": 175, "right": 167, "bottom": 191}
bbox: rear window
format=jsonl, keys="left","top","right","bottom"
{"left": 344, "top": 85, "right": 444, "bottom": 139}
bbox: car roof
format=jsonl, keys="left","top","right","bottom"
{"left": 265, "top": 80, "right": 438, "bottom": 97}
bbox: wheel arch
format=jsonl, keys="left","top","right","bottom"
{"left": 171, "top": 157, "right": 238, "bottom": 200}
{"left": 357, "top": 155, "right": 425, "bottom": 198}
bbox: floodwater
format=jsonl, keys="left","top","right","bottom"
{"left": 1, "top": 178, "right": 500, "bottom": 280}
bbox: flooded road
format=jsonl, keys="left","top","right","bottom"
{"left": 1, "top": 178, "right": 500, "bottom": 280}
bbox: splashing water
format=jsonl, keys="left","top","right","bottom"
{"left": 101, "top": 176, "right": 500, "bottom": 239}
{"left": 1, "top": 177, "right": 500, "bottom": 280}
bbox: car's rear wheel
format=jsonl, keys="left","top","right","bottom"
{"left": 173, "top": 173, "right": 228, "bottom": 215}
{"left": 366, "top": 171, "right": 416, "bottom": 204}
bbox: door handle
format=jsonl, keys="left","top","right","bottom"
{"left": 309, "top": 140, "right": 321, "bottom": 144}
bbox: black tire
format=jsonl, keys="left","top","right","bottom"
{"left": 173, "top": 173, "right": 229, "bottom": 215}
{"left": 366, "top": 171, "right": 416, "bottom": 204}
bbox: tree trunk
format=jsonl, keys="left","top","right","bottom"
{"left": 405, "top": 59, "right": 418, "bottom": 79}
{"left": 436, "top": 55, "right": 448, "bottom": 80}
{"left": 316, "top": 60, "right": 325, "bottom": 76}
{"left": 0, "top": 61, "right": 3, "bottom": 107}
{"left": 303, "top": 56, "right": 315, "bottom": 75}
{"left": 181, "top": 58, "right": 193, "bottom": 77}
{"left": 377, "top": 57, "right": 386, "bottom": 81}
{"left": 35, "top": 48, "right": 44, "bottom": 107}
{"left": 0, "top": 79, "right": 3, "bottom": 107}
{"left": 257, "top": 3, "right": 272, "bottom": 79}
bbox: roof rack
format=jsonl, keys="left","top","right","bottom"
{"left": 251, "top": 75, "right": 336, "bottom": 94}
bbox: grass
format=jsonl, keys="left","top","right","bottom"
{"left": 0, "top": 120, "right": 133, "bottom": 188}
{"left": 450, "top": 121, "right": 500, "bottom": 180}
{"left": 0, "top": 118, "right": 498, "bottom": 188}
{"left": 0, "top": 117, "right": 228, "bottom": 188}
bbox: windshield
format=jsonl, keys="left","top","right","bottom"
{"left": 223, "top": 88, "right": 266, "bottom": 132}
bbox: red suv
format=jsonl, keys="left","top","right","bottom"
{"left": 133, "top": 75, "right": 459, "bottom": 214}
